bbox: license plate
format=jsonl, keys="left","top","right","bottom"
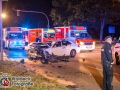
{"left": 86, "top": 46, "right": 92, "bottom": 48}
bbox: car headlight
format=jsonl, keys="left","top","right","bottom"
{"left": 93, "top": 42, "right": 95, "bottom": 45}
{"left": 80, "top": 42, "right": 84, "bottom": 45}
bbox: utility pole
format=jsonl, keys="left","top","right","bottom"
{"left": 0, "top": 0, "right": 3, "bottom": 61}
{"left": 0, "top": 0, "right": 8, "bottom": 61}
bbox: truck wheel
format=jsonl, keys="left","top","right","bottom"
{"left": 115, "top": 52, "right": 119, "bottom": 65}
{"left": 70, "top": 49, "right": 76, "bottom": 58}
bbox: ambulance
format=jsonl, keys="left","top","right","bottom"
{"left": 27, "top": 28, "right": 55, "bottom": 44}
{"left": 54, "top": 26, "right": 95, "bottom": 51}
{"left": 3, "top": 27, "right": 25, "bottom": 50}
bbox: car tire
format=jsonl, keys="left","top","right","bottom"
{"left": 40, "top": 51, "right": 48, "bottom": 64}
{"left": 115, "top": 52, "right": 120, "bottom": 65}
{"left": 70, "top": 49, "right": 76, "bottom": 58}
{"left": 89, "top": 50, "right": 93, "bottom": 52}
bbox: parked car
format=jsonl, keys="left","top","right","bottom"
{"left": 45, "top": 39, "right": 81, "bottom": 58}
{"left": 114, "top": 43, "right": 120, "bottom": 65}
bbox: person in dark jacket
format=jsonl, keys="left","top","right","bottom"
{"left": 117, "top": 37, "right": 120, "bottom": 43}
{"left": 35, "top": 34, "right": 41, "bottom": 42}
{"left": 101, "top": 36, "right": 114, "bottom": 90}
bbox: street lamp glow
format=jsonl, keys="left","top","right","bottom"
{"left": 1, "top": 13, "right": 6, "bottom": 18}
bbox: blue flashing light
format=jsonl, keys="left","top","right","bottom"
{"left": 23, "top": 28, "right": 28, "bottom": 31}
{"left": 84, "top": 26, "right": 87, "bottom": 30}
{"left": 72, "top": 26, "right": 76, "bottom": 30}
{"left": 7, "top": 28, "right": 10, "bottom": 31}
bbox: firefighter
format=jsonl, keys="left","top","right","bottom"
{"left": 101, "top": 36, "right": 114, "bottom": 90}
{"left": 35, "top": 34, "right": 41, "bottom": 42}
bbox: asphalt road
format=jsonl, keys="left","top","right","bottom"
{"left": 3, "top": 48, "right": 120, "bottom": 90}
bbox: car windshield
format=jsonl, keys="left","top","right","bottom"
{"left": 71, "top": 31, "right": 91, "bottom": 39}
{"left": 7, "top": 33, "right": 23, "bottom": 39}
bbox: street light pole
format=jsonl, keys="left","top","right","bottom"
{"left": 13, "top": 8, "right": 49, "bottom": 29}
{"left": 0, "top": 0, "right": 3, "bottom": 61}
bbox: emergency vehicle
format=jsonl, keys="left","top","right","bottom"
{"left": 3, "top": 27, "right": 25, "bottom": 49}
{"left": 54, "top": 26, "right": 95, "bottom": 51}
{"left": 27, "top": 28, "right": 55, "bottom": 44}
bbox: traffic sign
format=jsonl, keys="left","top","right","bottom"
{"left": 108, "top": 26, "right": 115, "bottom": 33}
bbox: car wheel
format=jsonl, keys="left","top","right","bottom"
{"left": 70, "top": 49, "right": 76, "bottom": 58}
{"left": 40, "top": 51, "right": 49, "bottom": 64}
{"left": 115, "top": 52, "right": 119, "bottom": 65}
{"left": 89, "top": 50, "right": 93, "bottom": 52}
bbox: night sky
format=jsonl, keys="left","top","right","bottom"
{"left": 2, "top": 0, "right": 53, "bottom": 28}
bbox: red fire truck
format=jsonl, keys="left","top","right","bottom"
{"left": 3, "top": 27, "right": 25, "bottom": 50}
{"left": 54, "top": 26, "right": 95, "bottom": 51}
{"left": 27, "top": 28, "right": 55, "bottom": 44}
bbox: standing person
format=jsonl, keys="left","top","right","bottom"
{"left": 35, "top": 37, "right": 40, "bottom": 42}
{"left": 113, "top": 37, "right": 117, "bottom": 44}
{"left": 117, "top": 37, "right": 120, "bottom": 43}
{"left": 101, "top": 36, "right": 114, "bottom": 90}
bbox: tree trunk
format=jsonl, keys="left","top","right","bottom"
{"left": 100, "top": 18, "right": 105, "bottom": 44}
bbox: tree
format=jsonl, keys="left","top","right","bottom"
{"left": 50, "top": 0, "right": 120, "bottom": 43}
{"left": 73, "top": 0, "right": 120, "bottom": 43}
{"left": 50, "top": 0, "right": 81, "bottom": 26}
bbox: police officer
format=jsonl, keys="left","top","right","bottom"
{"left": 101, "top": 36, "right": 114, "bottom": 90}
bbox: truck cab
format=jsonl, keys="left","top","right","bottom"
{"left": 3, "top": 27, "right": 25, "bottom": 50}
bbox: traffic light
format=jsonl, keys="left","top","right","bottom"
{"left": 17, "top": 10, "right": 20, "bottom": 16}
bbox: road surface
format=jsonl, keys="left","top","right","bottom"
{"left": 3, "top": 48, "right": 120, "bottom": 90}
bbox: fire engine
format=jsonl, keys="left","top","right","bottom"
{"left": 54, "top": 26, "right": 95, "bottom": 51}
{"left": 3, "top": 27, "right": 25, "bottom": 50}
{"left": 27, "top": 28, "right": 55, "bottom": 44}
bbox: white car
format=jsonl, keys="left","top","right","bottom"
{"left": 45, "top": 39, "right": 80, "bottom": 58}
